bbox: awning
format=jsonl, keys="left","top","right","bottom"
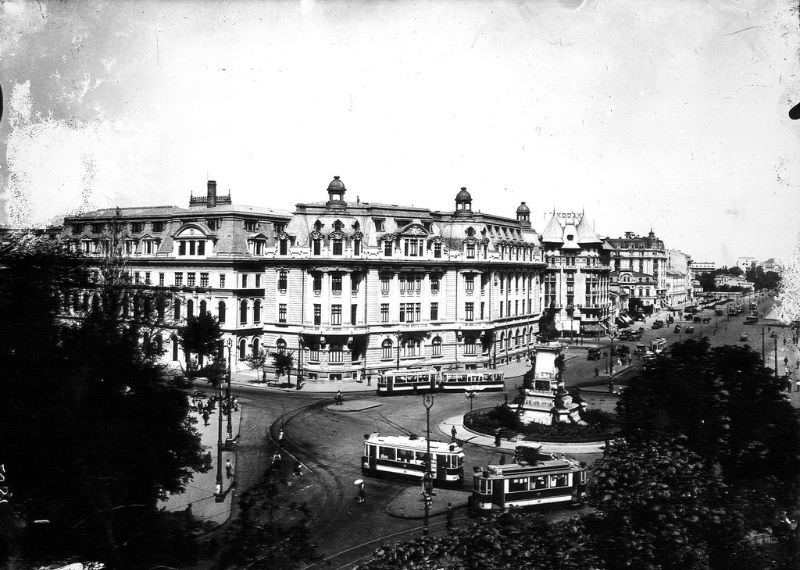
{"left": 582, "top": 324, "right": 604, "bottom": 333}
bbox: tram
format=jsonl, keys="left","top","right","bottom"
{"left": 469, "top": 446, "right": 588, "bottom": 513}
{"left": 361, "top": 433, "right": 465, "bottom": 485}
{"left": 376, "top": 369, "right": 438, "bottom": 395}
{"left": 439, "top": 370, "right": 505, "bottom": 392}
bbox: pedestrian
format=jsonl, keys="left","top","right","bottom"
{"left": 293, "top": 461, "right": 303, "bottom": 477}
{"left": 594, "top": 367, "right": 599, "bottom": 378}
{"left": 446, "top": 502, "right": 454, "bottom": 530}
{"left": 278, "top": 427, "right": 285, "bottom": 445}
{"left": 451, "top": 425, "right": 457, "bottom": 443}
{"left": 225, "top": 459, "right": 233, "bottom": 479}
{"left": 272, "top": 451, "right": 282, "bottom": 472}
{"left": 202, "top": 411, "right": 210, "bottom": 426}
{"left": 494, "top": 428, "right": 502, "bottom": 448}
{"left": 336, "top": 389, "right": 343, "bottom": 405}
{"left": 358, "top": 481, "right": 366, "bottom": 504}
{"left": 784, "top": 337, "right": 787, "bottom": 347}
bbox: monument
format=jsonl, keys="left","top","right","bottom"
{"left": 515, "top": 343, "right": 585, "bottom": 426}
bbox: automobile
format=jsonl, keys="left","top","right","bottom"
{"left": 715, "top": 309, "right": 724, "bottom": 316}
{"left": 635, "top": 343, "right": 648, "bottom": 356}
{"left": 630, "top": 312, "right": 646, "bottom": 322}
{"left": 686, "top": 326, "right": 695, "bottom": 334}
{"left": 587, "top": 347, "right": 602, "bottom": 360}
{"left": 652, "top": 320, "right": 664, "bottom": 329}
{"left": 740, "top": 333, "right": 748, "bottom": 342}
{"left": 701, "top": 317, "right": 711, "bottom": 324}
{"left": 642, "top": 351, "right": 657, "bottom": 363}
{"left": 638, "top": 326, "right": 645, "bottom": 332}
{"left": 618, "top": 330, "right": 634, "bottom": 341}
{"left": 744, "top": 316, "right": 759, "bottom": 325}
{"left": 674, "top": 324, "right": 681, "bottom": 333}
{"left": 683, "top": 313, "right": 693, "bottom": 320}
{"left": 693, "top": 316, "right": 702, "bottom": 323}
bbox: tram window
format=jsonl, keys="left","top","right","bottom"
{"left": 532, "top": 476, "right": 547, "bottom": 489}
{"left": 476, "top": 479, "right": 492, "bottom": 494}
{"left": 397, "top": 449, "right": 414, "bottom": 462}
{"left": 415, "top": 451, "right": 429, "bottom": 464}
{"left": 509, "top": 478, "right": 529, "bottom": 492}
{"left": 396, "top": 375, "right": 406, "bottom": 384}
{"left": 534, "top": 380, "right": 552, "bottom": 391}
{"left": 418, "top": 374, "right": 427, "bottom": 383}
{"left": 550, "top": 474, "right": 568, "bottom": 487}
{"left": 379, "top": 447, "right": 396, "bottom": 461}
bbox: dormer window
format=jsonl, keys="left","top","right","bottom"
{"left": 423, "top": 222, "right": 432, "bottom": 232}
{"left": 404, "top": 238, "right": 423, "bottom": 257}
{"left": 434, "top": 242, "right": 442, "bottom": 259}
{"left": 248, "top": 239, "right": 266, "bottom": 256}
{"left": 374, "top": 218, "right": 385, "bottom": 232}
{"left": 72, "top": 223, "right": 84, "bottom": 235}
{"left": 332, "top": 239, "right": 343, "bottom": 256}
{"left": 274, "top": 222, "right": 286, "bottom": 234}
{"left": 124, "top": 240, "right": 137, "bottom": 255}
{"left": 466, "top": 243, "right": 475, "bottom": 259}
{"left": 384, "top": 240, "right": 392, "bottom": 257}
{"left": 92, "top": 223, "right": 105, "bottom": 234}
{"left": 244, "top": 220, "right": 258, "bottom": 232}
{"left": 396, "top": 219, "right": 410, "bottom": 228}
{"left": 353, "top": 239, "right": 361, "bottom": 256}
{"left": 206, "top": 218, "right": 221, "bottom": 231}
{"left": 312, "top": 239, "right": 321, "bottom": 256}
{"left": 142, "top": 239, "right": 159, "bottom": 255}
{"left": 279, "top": 238, "right": 289, "bottom": 255}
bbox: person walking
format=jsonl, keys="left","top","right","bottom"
{"left": 358, "top": 481, "right": 366, "bottom": 504}
{"left": 278, "top": 427, "right": 285, "bottom": 446}
{"left": 202, "top": 411, "right": 210, "bottom": 426}
{"left": 225, "top": 459, "right": 233, "bottom": 479}
{"left": 272, "top": 451, "right": 282, "bottom": 472}
{"left": 494, "top": 428, "right": 502, "bottom": 448}
{"left": 451, "top": 425, "right": 457, "bottom": 443}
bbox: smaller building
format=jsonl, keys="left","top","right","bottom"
{"left": 689, "top": 261, "right": 716, "bottom": 277}
{"left": 736, "top": 257, "right": 756, "bottom": 273}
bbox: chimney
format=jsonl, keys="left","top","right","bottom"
{"left": 207, "top": 180, "right": 217, "bottom": 208}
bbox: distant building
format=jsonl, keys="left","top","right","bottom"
{"left": 758, "top": 258, "right": 783, "bottom": 274}
{"left": 736, "top": 257, "right": 756, "bottom": 273}
{"left": 540, "top": 211, "right": 613, "bottom": 336}
{"left": 606, "top": 230, "right": 668, "bottom": 308}
{"left": 665, "top": 249, "right": 692, "bottom": 306}
{"left": 689, "top": 261, "right": 715, "bottom": 277}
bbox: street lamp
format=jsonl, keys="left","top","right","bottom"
{"left": 225, "top": 338, "right": 234, "bottom": 447}
{"left": 465, "top": 390, "right": 477, "bottom": 411}
{"left": 422, "top": 393, "right": 435, "bottom": 536}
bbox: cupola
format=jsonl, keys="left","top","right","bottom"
{"left": 326, "top": 176, "right": 347, "bottom": 209}
{"left": 454, "top": 187, "right": 473, "bottom": 217}
{"left": 516, "top": 201, "right": 530, "bottom": 227}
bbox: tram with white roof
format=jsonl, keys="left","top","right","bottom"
{"left": 469, "top": 446, "right": 588, "bottom": 512}
{"left": 376, "top": 369, "right": 438, "bottom": 395}
{"left": 439, "top": 370, "right": 505, "bottom": 392}
{"left": 361, "top": 433, "right": 465, "bottom": 485}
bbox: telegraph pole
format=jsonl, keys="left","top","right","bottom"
{"left": 774, "top": 335, "right": 779, "bottom": 379}
{"left": 762, "top": 326, "right": 766, "bottom": 364}
{"left": 226, "top": 338, "right": 233, "bottom": 442}
{"left": 422, "top": 393, "right": 434, "bottom": 536}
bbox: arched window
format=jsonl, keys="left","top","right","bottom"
{"left": 239, "top": 338, "right": 247, "bottom": 359}
{"left": 240, "top": 300, "right": 248, "bottom": 324}
{"left": 173, "top": 298, "right": 181, "bottom": 321}
{"left": 431, "top": 336, "right": 442, "bottom": 356}
{"left": 172, "top": 335, "right": 179, "bottom": 361}
{"left": 276, "top": 338, "right": 286, "bottom": 355}
{"left": 252, "top": 337, "right": 260, "bottom": 357}
{"left": 499, "top": 332, "right": 505, "bottom": 352}
{"left": 382, "top": 339, "right": 393, "bottom": 360}
{"left": 186, "top": 299, "right": 194, "bottom": 318}
{"left": 253, "top": 300, "right": 262, "bottom": 323}
{"left": 199, "top": 300, "right": 207, "bottom": 316}
{"left": 218, "top": 301, "right": 226, "bottom": 323}
{"left": 515, "top": 330, "right": 521, "bottom": 346}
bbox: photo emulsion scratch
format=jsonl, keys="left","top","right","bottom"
{"left": 0, "top": 1, "right": 799, "bottom": 568}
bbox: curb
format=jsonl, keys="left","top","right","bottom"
{"left": 459, "top": 418, "right": 606, "bottom": 454}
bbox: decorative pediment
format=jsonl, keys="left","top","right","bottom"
{"left": 480, "top": 237, "right": 490, "bottom": 245}
{"left": 248, "top": 232, "right": 269, "bottom": 240}
{"left": 352, "top": 230, "right": 364, "bottom": 241}
{"left": 380, "top": 232, "right": 397, "bottom": 242}
{"left": 174, "top": 223, "right": 211, "bottom": 239}
{"left": 276, "top": 231, "right": 292, "bottom": 241}
{"left": 309, "top": 230, "right": 324, "bottom": 241}
{"left": 398, "top": 223, "right": 428, "bottom": 237}
{"left": 313, "top": 220, "right": 324, "bottom": 231}
{"left": 463, "top": 236, "right": 479, "bottom": 245}
{"left": 428, "top": 236, "right": 444, "bottom": 245}
{"left": 328, "top": 230, "right": 346, "bottom": 241}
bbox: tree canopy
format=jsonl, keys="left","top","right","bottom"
{"left": 179, "top": 311, "right": 222, "bottom": 371}
{"left": 0, "top": 234, "right": 208, "bottom": 566}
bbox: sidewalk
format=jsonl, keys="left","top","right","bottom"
{"left": 158, "top": 403, "right": 242, "bottom": 527}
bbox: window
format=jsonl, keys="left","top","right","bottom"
{"left": 174, "top": 272, "right": 183, "bottom": 286}
{"left": 382, "top": 339, "right": 393, "bottom": 360}
{"left": 432, "top": 337, "right": 442, "bottom": 356}
{"left": 200, "top": 273, "right": 209, "bottom": 287}
{"left": 415, "top": 303, "right": 421, "bottom": 322}
{"left": 206, "top": 218, "right": 221, "bottom": 231}
{"left": 465, "top": 338, "right": 477, "bottom": 355}
{"left": 279, "top": 239, "right": 288, "bottom": 255}
{"left": 174, "top": 298, "right": 181, "bottom": 320}
{"left": 187, "top": 273, "right": 196, "bottom": 287}
{"left": 434, "top": 242, "right": 442, "bottom": 258}
{"left": 186, "top": 299, "right": 193, "bottom": 318}
{"left": 253, "top": 300, "right": 261, "bottom": 323}
{"left": 152, "top": 221, "right": 165, "bottom": 232}
{"left": 399, "top": 304, "right": 406, "bottom": 323}
{"left": 480, "top": 301, "right": 485, "bottom": 320}
{"left": 278, "top": 271, "right": 288, "bottom": 293}
{"left": 430, "top": 302, "right": 438, "bottom": 321}
{"left": 134, "top": 271, "right": 141, "bottom": 284}
{"left": 381, "top": 276, "right": 390, "bottom": 295}
{"left": 404, "top": 238, "right": 423, "bottom": 257}
{"left": 384, "top": 240, "right": 392, "bottom": 257}
{"left": 350, "top": 304, "right": 358, "bottom": 325}
{"left": 332, "top": 239, "right": 343, "bottom": 255}
{"left": 515, "top": 300, "right": 519, "bottom": 315}
{"left": 381, "top": 303, "right": 389, "bottom": 323}
{"left": 465, "top": 275, "right": 474, "bottom": 294}
{"left": 353, "top": 240, "right": 361, "bottom": 255}
{"left": 331, "top": 274, "right": 342, "bottom": 295}
{"left": 313, "top": 274, "right": 322, "bottom": 294}
{"left": 130, "top": 222, "right": 143, "bottom": 233}
{"left": 509, "top": 477, "right": 528, "bottom": 493}
{"left": 314, "top": 304, "right": 321, "bottom": 326}
{"left": 145, "top": 272, "right": 151, "bottom": 285}
{"left": 242, "top": 274, "right": 248, "bottom": 288}
{"left": 351, "top": 274, "right": 360, "bottom": 294}
{"left": 329, "top": 344, "right": 343, "bottom": 363}
{"left": 312, "top": 239, "right": 321, "bottom": 256}
{"left": 255, "top": 274, "right": 261, "bottom": 288}
{"left": 466, "top": 243, "right": 475, "bottom": 259}
{"left": 403, "top": 339, "right": 420, "bottom": 357}
{"left": 219, "top": 274, "right": 226, "bottom": 288}
{"left": 549, "top": 474, "right": 568, "bottom": 488}
{"left": 239, "top": 339, "right": 247, "bottom": 359}
{"left": 430, "top": 277, "right": 440, "bottom": 294}
{"left": 331, "top": 304, "right": 342, "bottom": 325}
{"left": 465, "top": 302, "right": 474, "bottom": 321}
{"left": 199, "top": 300, "right": 207, "bottom": 316}
{"left": 276, "top": 339, "right": 286, "bottom": 355}
{"left": 142, "top": 240, "right": 157, "bottom": 254}
{"left": 309, "top": 345, "right": 320, "bottom": 361}
{"left": 374, "top": 218, "right": 385, "bottom": 231}
{"left": 245, "top": 220, "right": 258, "bottom": 232}
{"left": 240, "top": 300, "right": 248, "bottom": 324}
{"left": 218, "top": 301, "right": 226, "bottom": 323}
{"left": 158, "top": 273, "right": 165, "bottom": 286}
{"left": 274, "top": 222, "right": 286, "bottom": 234}
{"left": 279, "top": 303, "right": 287, "bottom": 323}
{"left": 72, "top": 223, "right": 84, "bottom": 235}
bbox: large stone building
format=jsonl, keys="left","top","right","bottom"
{"left": 539, "top": 212, "right": 613, "bottom": 336}
{"left": 606, "top": 230, "right": 668, "bottom": 309}
{"left": 59, "top": 178, "right": 547, "bottom": 382}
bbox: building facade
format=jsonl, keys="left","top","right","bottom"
{"left": 539, "top": 212, "right": 613, "bottom": 336}
{"left": 59, "top": 178, "right": 548, "bottom": 382}
{"left": 606, "top": 230, "right": 668, "bottom": 309}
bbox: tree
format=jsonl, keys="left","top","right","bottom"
{"left": 617, "top": 338, "right": 800, "bottom": 503}
{"left": 698, "top": 271, "right": 716, "bottom": 292}
{"left": 271, "top": 350, "right": 296, "bottom": 386}
{"left": 245, "top": 348, "right": 269, "bottom": 382}
{"left": 0, "top": 233, "right": 208, "bottom": 566}
{"left": 588, "top": 438, "right": 778, "bottom": 569}
{"left": 178, "top": 311, "right": 222, "bottom": 372}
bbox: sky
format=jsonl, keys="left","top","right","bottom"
{"left": 1, "top": 0, "right": 799, "bottom": 266}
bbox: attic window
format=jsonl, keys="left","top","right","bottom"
{"left": 567, "top": 234, "right": 574, "bottom": 241}
{"left": 244, "top": 220, "right": 258, "bottom": 232}
{"left": 374, "top": 218, "right": 385, "bottom": 231}
{"left": 395, "top": 219, "right": 410, "bottom": 228}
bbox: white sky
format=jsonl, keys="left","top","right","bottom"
{"left": 1, "top": 0, "right": 799, "bottom": 266}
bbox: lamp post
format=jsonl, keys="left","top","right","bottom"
{"left": 215, "top": 368, "right": 225, "bottom": 499}
{"left": 422, "top": 393, "right": 434, "bottom": 536}
{"left": 226, "top": 338, "right": 233, "bottom": 442}
{"left": 465, "top": 390, "right": 477, "bottom": 411}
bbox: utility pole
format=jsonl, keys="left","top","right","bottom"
{"left": 762, "top": 326, "right": 766, "bottom": 364}
{"left": 226, "top": 338, "right": 233, "bottom": 442}
{"left": 422, "top": 393, "right": 434, "bottom": 536}
{"left": 774, "top": 335, "right": 778, "bottom": 379}
{"left": 215, "top": 380, "right": 224, "bottom": 499}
